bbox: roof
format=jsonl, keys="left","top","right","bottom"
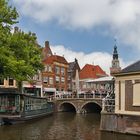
{"left": 79, "top": 64, "right": 107, "bottom": 79}
{"left": 68, "top": 58, "right": 80, "bottom": 72}
{"left": 121, "top": 60, "right": 140, "bottom": 73}
{"left": 43, "top": 55, "right": 68, "bottom": 65}
{"left": 68, "top": 62, "right": 75, "bottom": 72}
{"left": 0, "top": 88, "right": 18, "bottom": 94}
{"left": 86, "top": 76, "right": 113, "bottom": 83}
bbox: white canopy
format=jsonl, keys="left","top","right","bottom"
{"left": 43, "top": 88, "right": 56, "bottom": 92}
{"left": 86, "top": 76, "right": 113, "bottom": 83}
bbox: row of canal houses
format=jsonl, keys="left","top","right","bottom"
{"left": 1, "top": 39, "right": 140, "bottom": 135}
{"left": 0, "top": 40, "right": 112, "bottom": 98}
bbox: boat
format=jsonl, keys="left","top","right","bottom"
{"left": 0, "top": 88, "right": 54, "bottom": 124}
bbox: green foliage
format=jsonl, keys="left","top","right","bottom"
{"left": 0, "top": 0, "right": 18, "bottom": 44}
{"left": 0, "top": 0, "right": 18, "bottom": 78}
{"left": 0, "top": 0, "right": 43, "bottom": 85}
{"left": 9, "top": 30, "right": 44, "bottom": 82}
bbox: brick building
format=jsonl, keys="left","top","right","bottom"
{"left": 42, "top": 54, "right": 68, "bottom": 96}
{"left": 79, "top": 64, "right": 107, "bottom": 91}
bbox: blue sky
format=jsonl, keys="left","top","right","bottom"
{"left": 11, "top": 0, "right": 140, "bottom": 74}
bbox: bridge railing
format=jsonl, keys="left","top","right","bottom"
{"left": 102, "top": 98, "right": 115, "bottom": 113}
{"left": 54, "top": 93, "right": 107, "bottom": 100}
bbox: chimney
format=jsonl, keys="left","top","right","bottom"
{"left": 75, "top": 58, "right": 78, "bottom": 62}
{"left": 45, "top": 41, "right": 49, "bottom": 48}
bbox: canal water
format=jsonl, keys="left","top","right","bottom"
{"left": 0, "top": 113, "right": 140, "bottom": 140}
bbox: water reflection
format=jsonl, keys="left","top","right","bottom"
{"left": 0, "top": 113, "right": 140, "bottom": 140}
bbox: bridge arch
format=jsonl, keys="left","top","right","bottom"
{"left": 81, "top": 101, "right": 102, "bottom": 113}
{"left": 58, "top": 101, "right": 77, "bottom": 112}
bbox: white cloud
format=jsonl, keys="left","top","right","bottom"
{"left": 13, "top": 0, "right": 140, "bottom": 50}
{"left": 51, "top": 45, "right": 128, "bottom": 75}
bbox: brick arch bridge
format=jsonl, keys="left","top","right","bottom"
{"left": 54, "top": 98, "right": 103, "bottom": 113}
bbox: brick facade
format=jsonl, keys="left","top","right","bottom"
{"left": 42, "top": 55, "right": 68, "bottom": 94}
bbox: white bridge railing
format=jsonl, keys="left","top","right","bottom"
{"left": 47, "top": 93, "right": 115, "bottom": 113}
{"left": 47, "top": 93, "right": 107, "bottom": 101}
{"left": 47, "top": 92, "right": 115, "bottom": 113}
{"left": 102, "top": 98, "right": 115, "bottom": 112}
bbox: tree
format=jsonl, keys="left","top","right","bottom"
{"left": 0, "top": 0, "right": 44, "bottom": 91}
{"left": 9, "top": 29, "right": 44, "bottom": 85}
{"left": 0, "top": 0, "right": 18, "bottom": 78}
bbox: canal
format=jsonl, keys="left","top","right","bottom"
{"left": 0, "top": 113, "right": 140, "bottom": 140}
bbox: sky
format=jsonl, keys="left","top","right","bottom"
{"left": 10, "top": 0, "right": 140, "bottom": 74}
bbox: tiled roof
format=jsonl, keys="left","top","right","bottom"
{"left": 43, "top": 55, "right": 68, "bottom": 65}
{"left": 79, "top": 64, "right": 107, "bottom": 79}
{"left": 121, "top": 60, "right": 140, "bottom": 73}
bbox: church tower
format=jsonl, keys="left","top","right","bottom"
{"left": 110, "top": 44, "right": 121, "bottom": 75}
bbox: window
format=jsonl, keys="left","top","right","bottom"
{"left": 49, "top": 77, "right": 53, "bottom": 85}
{"left": 61, "top": 77, "right": 65, "bottom": 83}
{"left": 61, "top": 67, "right": 65, "bottom": 76}
{"left": 9, "top": 78, "right": 14, "bottom": 86}
{"left": 33, "top": 74, "right": 40, "bottom": 81}
{"left": 0, "top": 78, "right": 4, "bottom": 85}
{"left": 68, "top": 75, "right": 71, "bottom": 80}
{"left": 48, "top": 66, "right": 52, "bottom": 72}
{"left": 56, "top": 76, "right": 60, "bottom": 83}
{"left": 133, "top": 82, "right": 140, "bottom": 106}
{"left": 44, "top": 65, "right": 52, "bottom": 72}
{"left": 43, "top": 77, "right": 48, "bottom": 84}
{"left": 55, "top": 66, "right": 60, "bottom": 74}
{"left": 44, "top": 66, "right": 48, "bottom": 72}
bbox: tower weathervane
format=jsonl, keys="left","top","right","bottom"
{"left": 114, "top": 37, "right": 117, "bottom": 46}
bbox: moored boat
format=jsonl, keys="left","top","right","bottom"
{"left": 0, "top": 88, "right": 54, "bottom": 124}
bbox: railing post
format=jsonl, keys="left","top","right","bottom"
{"left": 102, "top": 98, "right": 105, "bottom": 111}
{"left": 100, "top": 93, "right": 102, "bottom": 99}
{"left": 93, "top": 93, "right": 95, "bottom": 99}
